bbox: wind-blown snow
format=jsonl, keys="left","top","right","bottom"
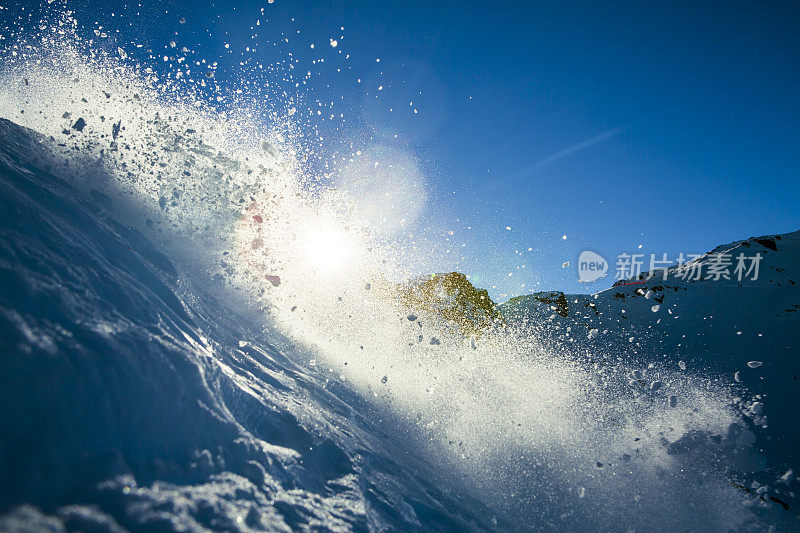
{"left": 0, "top": 6, "right": 797, "bottom": 532}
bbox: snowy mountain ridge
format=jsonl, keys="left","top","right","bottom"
{"left": 500, "top": 230, "right": 800, "bottom": 486}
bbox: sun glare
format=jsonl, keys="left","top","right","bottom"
{"left": 300, "top": 225, "right": 351, "bottom": 273}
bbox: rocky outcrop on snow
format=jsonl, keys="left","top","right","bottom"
{"left": 393, "top": 272, "right": 503, "bottom": 336}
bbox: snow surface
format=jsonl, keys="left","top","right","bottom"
{"left": 0, "top": 118, "right": 496, "bottom": 531}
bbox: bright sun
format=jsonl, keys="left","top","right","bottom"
{"left": 300, "top": 225, "right": 350, "bottom": 273}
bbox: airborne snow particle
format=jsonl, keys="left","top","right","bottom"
{"left": 72, "top": 117, "right": 86, "bottom": 131}
{"left": 678, "top": 360, "right": 686, "bottom": 370}
{"left": 562, "top": 234, "right": 567, "bottom": 240}
{"left": 330, "top": 39, "right": 338, "bottom": 48}
{"left": 651, "top": 304, "right": 660, "bottom": 313}
{"left": 179, "top": 17, "right": 186, "bottom": 24}
{"left": 747, "top": 361, "right": 763, "bottom": 368}
{"left": 587, "top": 329, "right": 599, "bottom": 340}
{"left": 562, "top": 262, "right": 570, "bottom": 268}
{"left": 668, "top": 395, "right": 678, "bottom": 408}
{"left": 650, "top": 380, "right": 663, "bottom": 391}
{"left": 407, "top": 314, "right": 417, "bottom": 322}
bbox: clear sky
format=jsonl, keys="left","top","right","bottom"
{"left": 10, "top": 0, "right": 800, "bottom": 300}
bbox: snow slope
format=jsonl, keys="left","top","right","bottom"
{"left": 0, "top": 118, "right": 496, "bottom": 531}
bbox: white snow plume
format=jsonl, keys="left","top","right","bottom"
{"left": 332, "top": 144, "right": 428, "bottom": 238}
{"left": 0, "top": 9, "right": 783, "bottom": 531}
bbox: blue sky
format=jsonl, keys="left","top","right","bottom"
{"left": 305, "top": 0, "right": 800, "bottom": 300}
{"left": 12, "top": 0, "right": 800, "bottom": 300}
